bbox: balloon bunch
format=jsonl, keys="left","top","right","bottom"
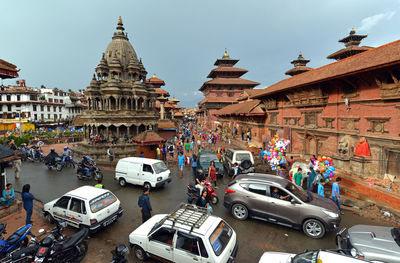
{"left": 314, "top": 156, "right": 336, "bottom": 182}
{"left": 265, "top": 135, "right": 291, "bottom": 171}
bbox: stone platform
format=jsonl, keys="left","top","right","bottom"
{"left": 0, "top": 200, "right": 22, "bottom": 219}
{"left": 73, "top": 141, "right": 137, "bottom": 163}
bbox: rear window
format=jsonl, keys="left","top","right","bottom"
{"left": 235, "top": 153, "right": 251, "bottom": 162}
{"left": 209, "top": 221, "right": 233, "bottom": 256}
{"left": 89, "top": 192, "right": 117, "bottom": 213}
{"left": 153, "top": 162, "right": 169, "bottom": 174}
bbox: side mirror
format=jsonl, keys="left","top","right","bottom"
{"left": 38, "top": 229, "right": 45, "bottom": 234}
{"left": 291, "top": 199, "right": 298, "bottom": 205}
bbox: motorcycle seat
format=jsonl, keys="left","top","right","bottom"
{"left": 60, "top": 228, "right": 88, "bottom": 250}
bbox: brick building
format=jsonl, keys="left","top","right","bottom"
{"left": 197, "top": 49, "right": 259, "bottom": 129}
{"left": 245, "top": 29, "right": 400, "bottom": 180}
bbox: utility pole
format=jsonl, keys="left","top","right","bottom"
{"left": 17, "top": 109, "right": 22, "bottom": 138}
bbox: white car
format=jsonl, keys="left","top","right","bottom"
{"left": 43, "top": 186, "right": 123, "bottom": 232}
{"left": 129, "top": 203, "right": 238, "bottom": 263}
{"left": 115, "top": 157, "right": 171, "bottom": 188}
{"left": 259, "top": 250, "right": 370, "bottom": 263}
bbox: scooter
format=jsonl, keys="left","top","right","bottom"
{"left": 187, "top": 180, "right": 219, "bottom": 205}
{"left": 110, "top": 244, "right": 129, "bottom": 263}
{"left": 77, "top": 163, "right": 103, "bottom": 181}
{"left": 0, "top": 223, "right": 34, "bottom": 260}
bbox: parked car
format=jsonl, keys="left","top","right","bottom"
{"left": 43, "top": 186, "right": 123, "bottom": 232}
{"left": 224, "top": 174, "right": 340, "bottom": 238}
{"left": 129, "top": 203, "right": 238, "bottom": 263}
{"left": 222, "top": 149, "right": 255, "bottom": 176}
{"left": 115, "top": 157, "right": 171, "bottom": 188}
{"left": 259, "top": 250, "right": 371, "bottom": 263}
{"left": 197, "top": 151, "right": 223, "bottom": 177}
{"left": 337, "top": 225, "right": 400, "bottom": 263}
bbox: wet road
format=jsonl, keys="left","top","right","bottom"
{"left": 6, "top": 162, "right": 392, "bottom": 263}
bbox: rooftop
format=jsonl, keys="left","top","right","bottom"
{"left": 200, "top": 78, "right": 260, "bottom": 91}
{"left": 214, "top": 99, "right": 264, "bottom": 116}
{"left": 146, "top": 73, "right": 165, "bottom": 86}
{"left": 0, "top": 59, "right": 19, "bottom": 79}
{"left": 132, "top": 130, "right": 166, "bottom": 145}
{"left": 65, "top": 186, "right": 110, "bottom": 201}
{"left": 198, "top": 97, "right": 237, "bottom": 105}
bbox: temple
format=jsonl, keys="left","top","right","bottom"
{"left": 197, "top": 49, "right": 259, "bottom": 128}
{"left": 75, "top": 17, "right": 159, "bottom": 161}
{"left": 327, "top": 28, "right": 372, "bottom": 60}
{"left": 285, "top": 52, "right": 312, "bottom": 76}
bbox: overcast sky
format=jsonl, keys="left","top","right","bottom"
{"left": 1, "top": 0, "right": 400, "bottom": 107}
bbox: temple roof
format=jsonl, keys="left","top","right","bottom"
{"left": 327, "top": 29, "right": 372, "bottom": 60}
{"left": 214, "top": 49, "right": 239, "bottom": 66}
{"left": 200, "top": 78, "right": 260, "bottom": 91}
{"left": 237, "top": 89, "right": 264, "bottom": 101}
{"left": 207, "top": 67, "right": 248, "bottom": 78}
{"left": 285, "top": 65, "right": 313, "bottom": 76}
{"left": 199, "top": 97, "right": 237, "bottom": 105}
{"left": 252, "top": 38, "right": 400, "bottom": 99}
{"left": 146, "top": 73, "right": 165, "bottom": 86}
{"left": 215, "top": 99, "right": 264, "bottom": 116}
{"left": 132, "top": 130, "right": 166, "bottom": 145}
{"left": 158, "top": 121, "right": 177, "bottom": 129}
{"left": 156, "top": 88, "right": 169, "bottom": 97}
{"left": 0, "top": 59, "right": 19, "bottom": 79}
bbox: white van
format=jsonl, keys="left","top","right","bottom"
{"left": 115, "top": 157, "right": 171, "bottom": 188}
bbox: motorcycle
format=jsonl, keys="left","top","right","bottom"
{"left": 46, "top": 157, "right": 62, "bottom": 171}
{"left": 187, "top": 180, "right": 219, "bottom": 205}
{"left": 27, "top": 150, "right": 44, "bottom": 163}
{"left": 0, "top": 223, "right": 34, "bottom": 260}
{"left": 110, "top": 244, "right": 128, "bottom": 263}
{"left": 0, "top": 222, "right": 7, "bottom": 240}
{"left": 33, "top": 226, "right": 88, "bottom": 263}
{"left": 77, "top": 163, "right": 103, "bottom": 181}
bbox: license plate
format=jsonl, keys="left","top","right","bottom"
{"left": 102, "top": 215, "right": 117, "bottom": 227}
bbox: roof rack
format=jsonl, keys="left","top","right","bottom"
{"left": 166, "top": 203, "right": 210, "bottom": 233}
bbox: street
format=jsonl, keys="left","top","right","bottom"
{"left": 5, "top": 161, "right": 391, "bottom": 263}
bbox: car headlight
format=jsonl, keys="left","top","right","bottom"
{"left": 350, "top": 248, "right": 364, "bottom": 259}
{"left": 157, "top": 177, "right": 162, "bottom": 182}
{"left": 322, "top": 210, "right": 339, "bottom": 218}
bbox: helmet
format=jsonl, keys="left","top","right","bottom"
{"left": 115, "top": 244, "right": 128, "bottom": 257}
{"left": 50, "top": 148, "right": 55, "bottom": 152}
{"left": 64, "top": 147, "right": 68, "bottom": 150}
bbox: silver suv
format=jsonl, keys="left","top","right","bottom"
{"left": 223, "top": 149, "right": 255, "bottom": 176}
{"left": 223, "top": 174, "right": 341, "bottom": 238}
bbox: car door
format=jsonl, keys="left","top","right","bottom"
{"left": 126, "top": 162, "right": 141, "bottom": 185}
{"left": 174, "top": 232, "right": 206, "bottom": 263}
{"left": 242, "top": 183, "right": 275, "bottom": 219}
{"left": 142, "top": 164, "right": 154, "bottom": 186}
{"left": 65, "top": 198, "right": 86, "bottom": 228}
{"left": 268, "top": 186, "right": 300, "bottom": 227}
{"left": 52, "top": 196, "right": 71, "bottom": 222}
{"left": 147, "top": 227, "right": 175, "bottom": 262}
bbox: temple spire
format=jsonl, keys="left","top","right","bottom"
{"left": 222, "top": 48, "right": 230, "bottom": 59}
{"left": 116, "top": 16, "right": 124, "bottom": 31}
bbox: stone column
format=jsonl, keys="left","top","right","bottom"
{"left": 125, "top": 99, "right": 128, "bottom": 110}
{"left": 136, "top": 126, "right": 139, "bottom": 135}
{"left": 160, "top": 102, "right": 165, "bottom": 120}
{"left": 116, "top": 126, "right": 120, "bottom": 138}
{"left": 135, "top": 99, "right": 139, "bottom": 110}
{"left": 127, "top": 126, "right": 130, "bottom": 137}
{"left": 106, "top": 126, "right": 110, "bottom": 139}
{"left": 118, "top": 97, "right": 122, "bottom": 110}
{"left": 95, "top": 126, "right": 98, "bottom": 135}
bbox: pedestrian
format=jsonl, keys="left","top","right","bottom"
{"left": 190, "top": 140, "right": 194, "bottom": 153}
{"left": 307, "top": 167, "right": 317, "bottom": 191}
{"left": 317, "top": 179, "right": 325, "bottom": 197}
{"left": 138, "top": 186, "right": 152, "bottom": 223}
{"left": 177, "top": 152, "right": 185, "bottom": 178}
{"left": 168, "top": 144, "right": 174, "bottom": 158}
{"left": 208, "top": 161, "right": 217, "bottom": 188}
{"left": 293, "top": 167, "right": 303, "bottom": 187}
{"left": 232, "top": 163, "right": 239, "bottom": 180}
{"left": 156, "top": 146, "right": 161, "bottom": 160}
{"left": 276, "top": 166, "right": 286, "bottom": 179}
{"left": 139, "top": 152, "right": 144, "bottom": 158}
{"left": 241, "top": 131, "right": 244, "bottom": 141}
{"left": 21, "top": 184, "right": 35, "bottom": 225}
{"left": 0, "top": 183, "right": 15, "bottom": 207}
{"left": 185, "top": 141, "right": 190, "bottom": 153}
{"left": 161, "top": 145, "right": 167, "bottom": 162}
{"left": 107, "top": 145, "right": 114, "bottom": 167}
{"left": 196, "top": 189, "right": 213, "bottom": 214}
{"left": 13, "top": 157, "right": 22, "bottom": 179}
{"left": 287, "top": 156, "right": 294, "bottom": 170}
{"left": 332, "top": 177, "right": 343, "bottom": 214}
{"left": 191, "top": 154, "right": 198, "bottom": 181}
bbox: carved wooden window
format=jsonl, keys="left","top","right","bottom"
{"left": 270, "top": 129, "right": 277, "bottom": 137}
{"left": 322, "top": 117, "right": 335, "bottom": 129}
{"left": 303, "top": 111, "right": 319, "bottom": 129}
{"left": 269, "top": 112, "right": 278, "bottom": 125}
{"left": 366, "top": 117, "right": 390, "bottom": 134}
{"left": 339, "top": 117, "right": 360, "bottom": 132}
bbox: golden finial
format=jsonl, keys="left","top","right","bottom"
{"left": 350, "top": 28, "right": 355, "bottom": 35}
{"left": 153, "top": 73, "right": 156, "bottom": 78}
{"left": 118, "top": 16, "right": 123, "bottom": 26}
{"left": 299, "top": 51, "right": 302, "bottom": 56}
{"left": 223, "top": 48, "right": 229, "bottom": 58}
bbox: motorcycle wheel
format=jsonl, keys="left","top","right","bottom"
{"left": 47, "top": 166, "right": 52, "bottom": 170}
{"left": 94, "top": 171, "right": 103, "bottom": 181}
{"left": 210, "top": 196, "right": 219, "bottom": 205}
{"left": 56, "top": 163, "right": 62, "bottom": 171}
{"left": 74, "top": 240, "right": 88, "bottom": 262}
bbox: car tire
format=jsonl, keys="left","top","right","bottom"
{"left": 134, "top": 245, "right": 148, "bottom": 261}
{"left": 144, "top": 182, "right": 151, "bottom": 189}
{"left": 231, "top": 203, "right": 248, "bottom": 220}
{"left": 302, "top": 219, "right": 326, "bottom": 239}
{"left": 119, "top": 178, "right": 127, "bottom": 187}
{"left": 45, "top": 212, "right": 55, "bottom": 224}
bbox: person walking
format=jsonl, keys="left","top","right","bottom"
{"left": 293, "top": 168, "right": 303, "bottom": 187}
{"left": 107, "top": 146, "right": 114, "bottom": 167}
{"left": 161, "top": 145, "right": 167, "bottom": 162}
{"left": 185, "top": 141, "right": 190, "bottom": 154}
{"left": 332, "top": 177, "right": 343, "bottom": 214}
{"left": 13, "top": 157, "right": 22, "bottom": 180}
{"left": 21, "top": 184, "right": 35, "bottom": 225}
{"left": 191, "top": 154, "right": 198, "bottom": 180}
{"left": 307, "top": 167, "right": 317, "bottom": 191}
{"left": 168, "top": 144, "right": 174, "bottom": 158}
{"left": 177, "top": 152, "right": 185, "bottom": 178}
{"left": 208, "top": 161, "right": 217, "bottom": 188}
{"left": 138, "top": 187, "right": 152, "bottom": 223}
{"left": 231, "top": 163, "right": 239, "bottom": 180}
{"left": 156, "top": 146, "right": 161, "bottom": 160}
{"left": 317, "top": 179, "right": 325, "bottom": 197}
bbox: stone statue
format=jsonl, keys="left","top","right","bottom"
{"left": 355, "top": 137, "right": 371, "bottom": 156}
{"left": 338, "top": 136, "right": 350, "bottom": 155}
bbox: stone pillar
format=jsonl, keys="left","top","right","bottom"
{"left": 171, "top": 109, "right": 175, "bottom": 119}
{"left": 95, "top": 126, "right": 98, "bottom": 135}
{"left": 127, "top": 126, "right": 130, "bottom": 137}
{"left": 118, "top": 97, "right": 122, "bottom": 110}
{"left": 125, "top": 99, "right": 128, "bottom": 110}
{"left": 136, "top": 126, "right": 139, "bottom": 135}
{"left": 160, "top": 102, "right": 165, "bottom": 120}
{"left": 106, "top": 126, "right": 110, "bottom": 139}
{"left": 135, "top": 99, "right": 139, "bottom": 110}
{"left": 116, "top": 126, "right": 120, "bottom": 138}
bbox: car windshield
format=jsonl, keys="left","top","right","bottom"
{"left": 392, "top": 228, "right": 400, "bottom": 247}
{"left": 200, "top": 154, "right": 219, "bottom": 164}
{"left": 291, "top": 251, "right": 319, "bottom": 263}
{"left": 285, "top": 181, "right": 310, "bottom": 202}
{"left": 209, "top": 220, "right": 233, "bottom": 256}
{"left": 89, "top": 192, "right": 117, "bottom": 213}
{"left": 236, "top": 153, "right": 251, "bottom": 162}
{"left": 152, "top": 162, "right": 169, "bottom": 174}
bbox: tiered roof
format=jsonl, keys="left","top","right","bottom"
{"left": 285, "top": 52, "right": 313, "bottom": 76}
{"left": 214, "top": 99, "right": 264, "bottom": 116}
{"left": 132, "top": 130, "right": 166, "bottom": 145}
{"left": 327, "top": 28, "right": 372, "bottom": 60}
{"left": 252, "top": 38, "right": 400, "bottom": 99}
{"left": 0, "top": 59, "right": 19, "bottom": 79}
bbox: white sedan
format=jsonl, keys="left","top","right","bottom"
{"left": 259, "top": 250, "right": 370, "bottom": 263}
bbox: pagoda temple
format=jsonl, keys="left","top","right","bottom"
{"left": 0, "top": 59, "right": 19, "bottom": 80}
{"left": 327, "top": 28, "right": 372, "bottom": 60}
{"left": 75, "top": 17, "right": 159, "bottom": 161}
{"left": 285, "top": 52, "right": 312, "bottom": 76}
{"left": 198, "top": 49, "right": 259, "bottom": 129}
